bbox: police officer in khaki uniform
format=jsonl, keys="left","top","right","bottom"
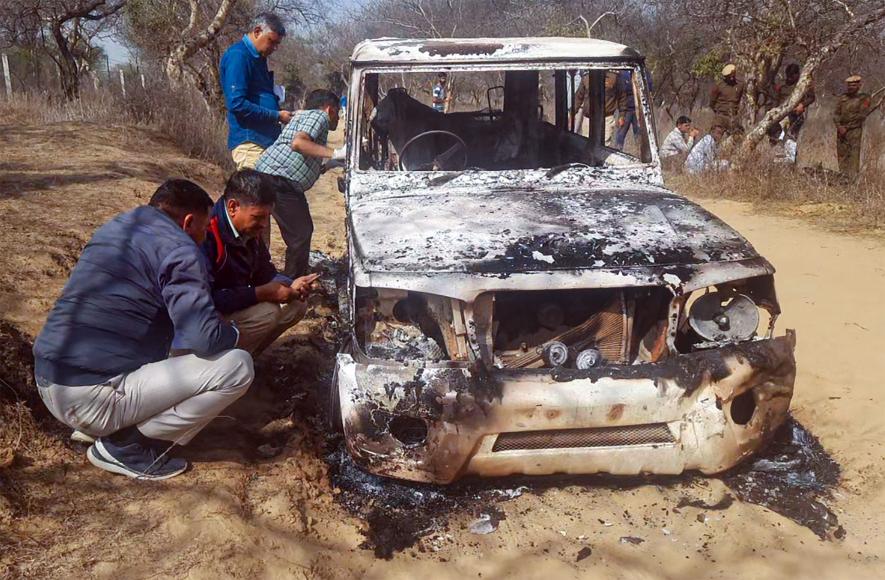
{"left": 710, "top": 64, "right": 746, "bottom": 135}
{"left": 833, "top": 75, "right": 872, "bottom": 179}
{"left": 572, "top": 70, "right": 626, "bottom": 146}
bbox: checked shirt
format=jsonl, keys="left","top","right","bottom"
{"left": 256, "top": 109, "right": 330, "bottom": 192}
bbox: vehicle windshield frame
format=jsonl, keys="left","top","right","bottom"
{"left": 347, "top": 60, "right": 661, "bottom": 178}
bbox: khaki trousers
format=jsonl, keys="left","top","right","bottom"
{"left": 837, "top": 128, "right": 862, "bottom": 178}
{"left": 231, "top": 142, "right": 265, "bottom": 170}
{"left": 576, "top": 115, "right": 617, "bottom": 147}
{"left": 231, "top": 142, "right": 272, "bottom": 247}
{"left": 225, "top": 300, "right": 307, "bottom": 356}
{"left": 36, "top": 350, "right": 254, "bottom": 444}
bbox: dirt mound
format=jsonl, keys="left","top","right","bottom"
{"left": 0, "top": 321, "right": 35, "bottom": 404}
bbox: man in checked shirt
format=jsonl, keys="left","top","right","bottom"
{"left": 256, "top": 89, "right": 345, "bottom": 277}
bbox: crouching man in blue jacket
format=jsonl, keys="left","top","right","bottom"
{"left": 203, "top": 169, "right": 319, "bottom": 356}
{"left": 33, "top": 179, "right": 252, "bottom": 480}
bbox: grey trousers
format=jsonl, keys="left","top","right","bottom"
{"left": 271, "top": 178, "right": 314, "bottom": 279}
{"left": 225, "top": 300, "right": 307, "bottom": 356}
{"left": 36, "top": 350, "right": 254, "bottom": 444}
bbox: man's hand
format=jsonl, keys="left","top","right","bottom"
{"left": 290, "top": 273, "right": 321, "bottom": 301}
{"left": 255, "top": 281, "right": 294, "bottom": 304}
{"left": 794, "top": 103, "right": 806, "bottom": 115}
{"left": 279, "top": 110, "right": 293, "bottom": 124}
{"left": 618, "top": 117, "right": 626, "bottom": 127}
{"left": 837, "top": 125, "right": 847, "bottom": 137}
{"left": 690, "top": 127, "right": 701, "bottom": 138}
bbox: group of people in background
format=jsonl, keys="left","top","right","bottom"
{"left": 658, "top": 63, "right": 876, "bottom": 179}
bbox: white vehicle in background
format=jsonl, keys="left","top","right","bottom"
{"left": 330, "top": 37, "right": 796, "bottom": 484}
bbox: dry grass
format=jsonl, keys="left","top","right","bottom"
{"left": 0, "top": 82, "right": 233, "bottom": 170}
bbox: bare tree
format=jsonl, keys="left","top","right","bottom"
{"left": 163, "top": 0, "right": 238, "bottom": 105}
{"left": 0, "top": 0, "right": 124, "bottom": 99}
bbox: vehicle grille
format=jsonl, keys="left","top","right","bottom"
{"left": 491, "top": 423, "right": 675, "bottom": 452}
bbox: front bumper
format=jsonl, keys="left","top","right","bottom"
{"left": 336, "top": 332, "right": 796, "bottom": 484}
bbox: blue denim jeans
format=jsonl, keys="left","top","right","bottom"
{"left": 616, "top": 110, "right": 641, "bottom": 150}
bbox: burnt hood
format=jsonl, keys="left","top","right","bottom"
{"left": 348, "top": 187, "right": 760, "bottom": 275}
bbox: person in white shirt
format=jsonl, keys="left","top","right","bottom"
{"left": 763, "top": 123, "right": 798, "bottom": 166}
{"left": 660, "top": 115, "right": 701, "bottom": 170}
{"left": 684, "top": 124, "right": 729, "bottom": 175}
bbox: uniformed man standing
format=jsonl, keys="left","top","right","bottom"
{"left": 833, "top": 75, "right": 872, "bottom": 179}
{"left": 709, "top": 64, "right": 746, "bottom": 135}
{"left": 773, "top": 63, "right": 816, "bottom": 139}
{"left": 572, "top": 70, "right": 625, "bottom": 146}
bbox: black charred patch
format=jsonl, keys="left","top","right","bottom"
{"left": 418, "top": 42, "right": 504, "bottom": 56}
{"left": 545, "top": 335, "right": 793, "bottom": 394}
{"left": 327, "top": 447, "right": 529, "bottom": 559}
{"left": 721, "top": 416, "right": 843, "bottom": 539}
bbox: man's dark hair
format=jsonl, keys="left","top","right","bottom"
{"left": 223, "top": 169, "right": 277, "bottom": 206}
{"left": 251, "top": 12, "right": 286, "bottom": 36}
{"left": 304, "top": 89, "right": 340, "bottom": 111}
{"left": 677, "top": 115, "right": 692, "bottom": 125}
{"left": 149, "top": 179, "right": 213, "bottom": 222}
{"left": 767, "top": 123, "right": 782, "bottom": 138}
{"left": 785, "top": 63, "right": 800, "bottom": 76}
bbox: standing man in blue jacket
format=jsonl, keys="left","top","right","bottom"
{"left": 33, "top": 180, "right": 253, "bottom": 480}
{"left": 203, "top": 169, "right": 319, "bottom": 356}
{"left": 220, "top": 12, "right": 290, "bottom": 171}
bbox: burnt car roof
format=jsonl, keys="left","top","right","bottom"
{"left": 351, "top": 37, "right": 640, "bottom": 65}
{"left": 349, "top": 185, "right": 761, "bottom": 277}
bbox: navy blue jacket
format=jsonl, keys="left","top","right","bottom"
{"left": 202, "top": 197, "right": 291, "bottom": 315}
{"left": 34, "top": 206, "right": 239, "bottom": 386}
{"left": 220, "top": 35, "right": 281, "bottom": 150}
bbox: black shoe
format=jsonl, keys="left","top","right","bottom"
{"left": 86, "top": 426, "right": 187, "bottom": 480}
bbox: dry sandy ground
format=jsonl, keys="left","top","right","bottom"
{"left": 1, "top": 118, "right": 884, "bottom": 579}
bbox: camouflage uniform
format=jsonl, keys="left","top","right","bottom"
{"left": 709, "top": 78, "right": 746, "bottom": 135}
{"left": 833, "top": 90, "right": 872, "bottom": 178}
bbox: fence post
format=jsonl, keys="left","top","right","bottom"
{"left": 119, "top": 69, "right": 126, "bottom": 98}
{"left": 2, "top": 53, "right": 11, "bottom": 99}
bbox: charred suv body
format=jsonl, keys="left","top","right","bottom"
{"left": 333, "top": 37, "right": 796, "bottom": 484}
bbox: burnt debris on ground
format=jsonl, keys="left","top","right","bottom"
{"left": 721, "top": 416, "right": 843, "bottom": 539}
{"left": 326, "top": 446, "right": 528, "bottom": 559}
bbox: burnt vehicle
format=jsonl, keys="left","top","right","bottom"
{"left": 332, "top": 37, "right": 796, "bottom": 484}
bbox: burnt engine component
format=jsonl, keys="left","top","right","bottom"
{"left": 689, "top": 291, "right": 759, "bottom": 343}
{"left": 542, "top": 341, "right": 569, "bottom": 367}
{"left": 575, "top": 348, "right": 602, "bottom": 369}
{"left": 495, "top": 289, "right": 631, "bottom": 369}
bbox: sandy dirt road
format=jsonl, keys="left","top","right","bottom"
{"left": 1, "top": 119, "right": 884, "bottom": 579}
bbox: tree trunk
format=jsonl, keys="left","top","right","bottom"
{"left": 164, "top": 0, "right": 237, "bottom": 110}
{"left": 51, "top": 23, "right": 81, "bottom": 100}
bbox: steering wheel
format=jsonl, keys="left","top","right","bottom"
{"left": 398, "top": 130, "right": 468, "bottom": 171}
